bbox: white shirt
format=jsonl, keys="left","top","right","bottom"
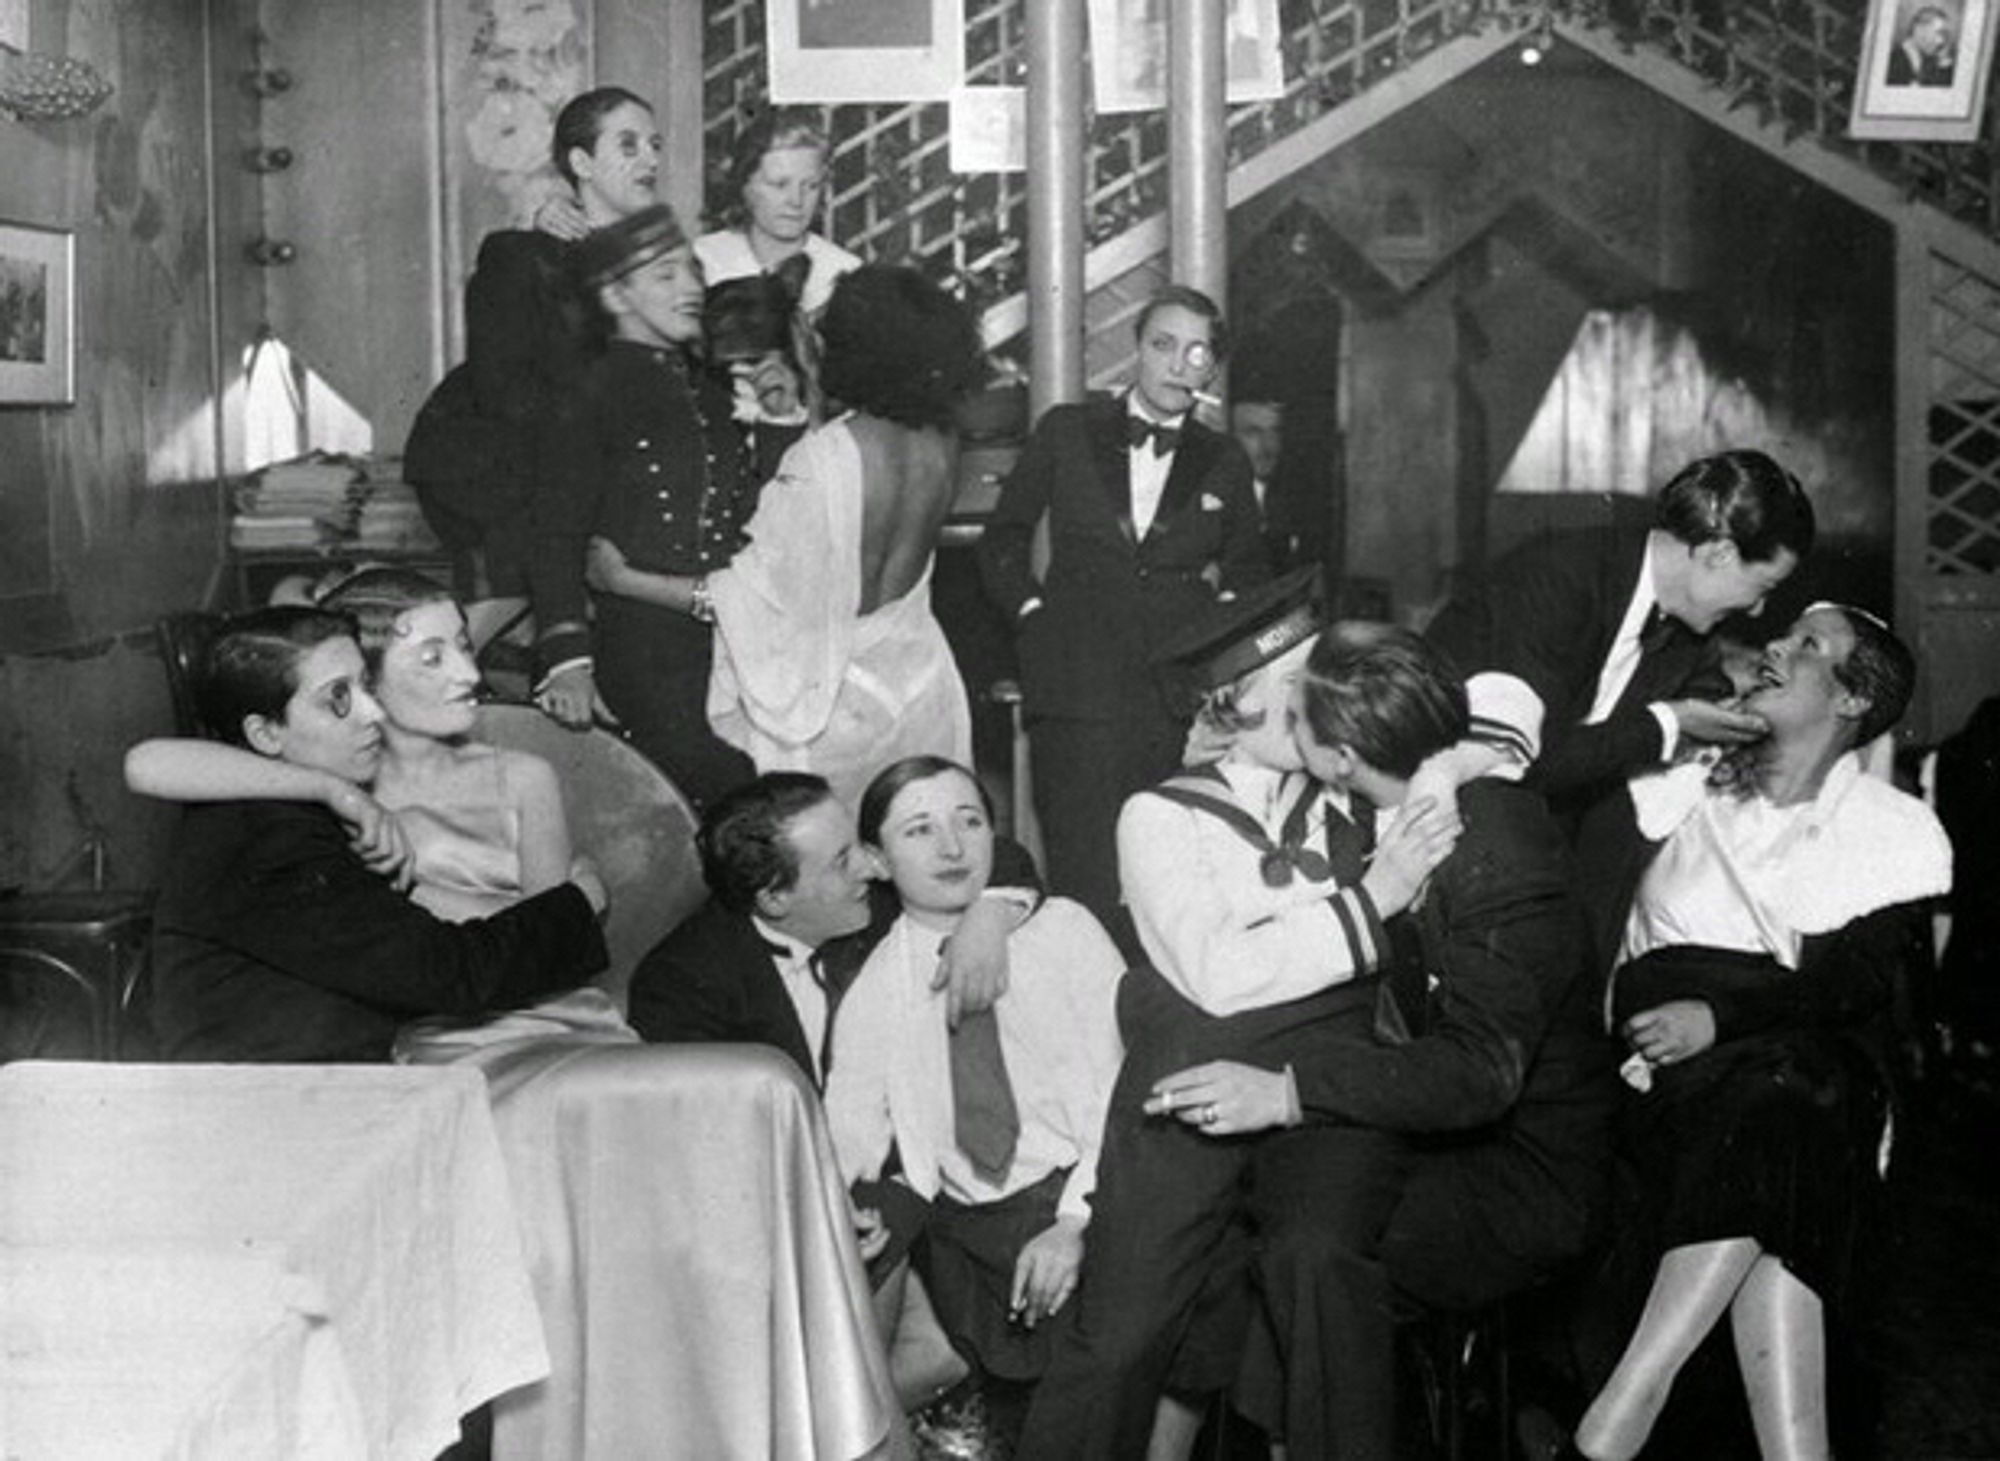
{"left": 1584, "top": 547, "right": 1680, "bottom": 759}
{"left": 823, "top": 902, "right": 1124, "bottom": 1222}
{"left": 1621, "top": 752, "right": 1953, "bottom": 973}
{"left": 1117, "top": 761, "right": 1386, "bottom": 1016}
{"left": 1126, "top": 398, "right": 1186, "bottom": 541}
{"left": 691, "top": 229, "right": 861, "bottom": 318}
{"left": 751, "top": 915, "right": 830, "bottom": 1082}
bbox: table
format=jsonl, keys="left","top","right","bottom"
{"left": 0, "top": 1061, "right": 548, "bottom": 1459}
{"left": 399, "top": 1024, "right": 898, "bottom": 1459}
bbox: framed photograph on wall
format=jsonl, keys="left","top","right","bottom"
{"left": 0, "top": 221, "right": 75, "bottom": 409}
{"left": 766, "top": 0, "right": 965, "bottom": 104}
{"left": 1850, "top": 0, "right": 1999, "bottom": 141}
{"left": 1087, "top": 0, "right": 1286, "bottom": 116}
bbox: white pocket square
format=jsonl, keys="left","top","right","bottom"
{"left": 1200, "top": 493, "right": 1223, "bottom": 511}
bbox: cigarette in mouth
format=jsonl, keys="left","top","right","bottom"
{"left": 1190, "top": 389, "right": 1222, "bottom": 409}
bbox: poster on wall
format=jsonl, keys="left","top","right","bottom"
{"left": 950, "top": 87, "right": 1026, "bottom": 173}
{"left": 767, "top": 0, "right": 966, "bottom": 103}
{"left": 440, "top": 0, "right": 591, "bottom": 359}
{"left": 1850, "top": 0, "right": 1999, "bottom": 140}
{"left": 0, "top": 221, "right": 74, "bottom": 408}
{"left": 1087, "top": 0, "right": 1286, "bottom": 115}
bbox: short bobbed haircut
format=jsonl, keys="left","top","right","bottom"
{"left": 319, "top": 567, "right": 456, "bottom": 681}
{"left": 719, "top": 106, "right": 831, "bottom": 229}
{"left": 1134, "top": 284, "right": 1231, "bottom": 365}
{"left": 819, "top": 265, "right": 984, "bottom": 432}
{"left": 698, "top": 771, "right": 839, "bottom": 915}
{"left": 1299, "top": 622, "right": 1470, "bottom": 780}
{"left": 552, "top": 86, "right": 652, "bottom": 187}
{"left": 1654, "top": 449, "right": 1815, "bottom": 566}
{"left": 857, "top": 755, "right": 993, "bottom": 848}
{"left": 199, "top": 606, "right": 358, "bottom": 750}
{"left": 1822, "top": 603, "right": 1917, "bottom": 748}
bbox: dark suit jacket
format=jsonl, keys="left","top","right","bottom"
{"left": 1290, "top": 781, "right": 1620, "bottom": 1255}
{"left": 404, "top": 230, "right": 602, "bottom": 531}
{"left": 625, "top": 900, "right": 868, "bottom": 1084}
{"left": 1426, "top": 526, "right": 1723, "bottom": 808}
{"left": 151, "top": 801, "right": 606, "bottom": 1064}
{"left": 977, "top": 394, "right": 1270, "bottom": 723}
{"left": 1426, "top": 526, "right": 1732, "bottom": 958}
{"left": 628, "top": 838, "right": 1044, "bottom": 1087}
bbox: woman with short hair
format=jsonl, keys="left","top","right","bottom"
{"left": 1576, "top": 604, "right": 1953, "bottom": 1460}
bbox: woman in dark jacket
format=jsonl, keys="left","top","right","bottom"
{"left": 403, "top": 88, "right": 659, "bottom": 641}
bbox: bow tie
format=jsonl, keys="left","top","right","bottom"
{"left": 1126, "top": 415, "right": 1182, "bottom": 458}
{"left": 1259, "top": 843, "right": 1333, "bottom": 888}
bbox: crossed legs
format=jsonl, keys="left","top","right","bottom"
{"left": 1576, "top": 1237, "right": 1829, "bottom": 1461}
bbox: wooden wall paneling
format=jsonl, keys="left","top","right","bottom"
{"left": 0, "top": 0, "right": 240, "bottom": 652}
{"left": 595, "top": 0, "right": 700, "bottom": 234}
{"left": 260, "top": 0, "right": 449, "bottom": 457}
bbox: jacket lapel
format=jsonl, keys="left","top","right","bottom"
{"left": 1089, "top": 396, "right": 1137, "bottom": 546}
{"left": 1146, "top": 421, "right": 1215, "bottom": 543}
{"left": 733, "top": 915, "right": 818, "bottom": 1083}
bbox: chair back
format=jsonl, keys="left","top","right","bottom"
{"left": 155, "top": 612, "right": 224, "bottom": 739}
{"left": 472, "top": 704, "right": 706, "bottom": 1008}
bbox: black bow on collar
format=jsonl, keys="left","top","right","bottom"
{"left": 1126, "top": 415, "right": 1182, "bottom": 458}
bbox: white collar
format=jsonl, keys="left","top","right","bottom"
{"left": 750, "top": 914, "right": 815, "bottom": 965}
{"left": 1126, "top": 393, "right": 1188, "bottom": 431}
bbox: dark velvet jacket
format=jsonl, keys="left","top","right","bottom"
{"left": 1290, "top": 781, "right": 1622, "bottom": 1256}
{"left": 151, "top": 800, "right": 606, "bottom": 1064}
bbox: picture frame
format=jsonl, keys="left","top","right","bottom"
{"left": 0, "top": 220, "right": 75, "bottom": 409}
{"left": 1850, "top": 0, "right": 1999, "bottom": 142}
{"left": 766, "top": 0, "right": 965, "bottom": 105}
{"left": 1086, "top": 0, "right": 1286, "bottom": 116}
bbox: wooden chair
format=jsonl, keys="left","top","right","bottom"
{"left": 471, "top": 703, "right": 707, "bottom": 1009}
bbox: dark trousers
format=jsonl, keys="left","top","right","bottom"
{"left": 1016, "top": 969, "right": 1379, "bottom": 1459}
{"left": 1026, "top": 712, "right": 1186, "bottom": 934}
{"left": 1240, "top": 1128, "right": 1598, "bottom": 1460}
{"left": 592, "top": 594, "right": 755, "bottom": 812}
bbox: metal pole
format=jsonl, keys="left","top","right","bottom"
{"left": 1168, "top": 0, "right": 1228, "bottom": 310}
{"left": 1025, "top": 0, "right": 1086, "bottom": 419}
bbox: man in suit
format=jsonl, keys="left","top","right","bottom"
{"left": 1886, "top": 6, "right": 1955, "bottom": 86}
{"left": 1424, "top": 448, "right": 1815, "bottom": 961}
{"left": 1134, "top": 624, "right": 1620, "bottom": 1460}
{"left": 626, "top": 772, "right": 871, "bottom": 1086}
{"left": 978, "top": 285, "right": 1270, "bottom": 933}
{"left": 1228, "top": 395, "right": 1310, "bottom": 571}
{"left": 628, "top": 771, "right": 1044, "bottom": 1087}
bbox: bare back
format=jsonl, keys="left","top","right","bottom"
{"left": 850, "top": 412, "right": 960, "bottom": 615}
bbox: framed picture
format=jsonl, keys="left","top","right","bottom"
{"left": 1850, "top": 0, "right": 1999, "bottom": 141}
{"left": 0, "top": 221, "right": 75, "bottom": 409}
{"left": 766, "top": 0, "right": 965, "bottom": 104}
{"left": 1087, "top": 0, "right": 1285, "bottom": 116}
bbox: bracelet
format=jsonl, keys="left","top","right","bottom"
{"left": 687, "top": 576, "right": 715, "bottom": 624}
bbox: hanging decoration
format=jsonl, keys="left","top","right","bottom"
{"left": 0, "top": 41, "right": 113, "bottom": 122}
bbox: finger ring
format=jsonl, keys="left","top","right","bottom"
{"left": 1202, "top": 1104, "right": 1219, "bottom": 1125}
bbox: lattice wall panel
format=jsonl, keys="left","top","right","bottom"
{"left": 705, "top": 1, "right": 2000, "bottom": 320}
{"left": 1927, "top": 254, "right": 2000, "bottom": 577}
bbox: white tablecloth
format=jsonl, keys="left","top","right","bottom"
{"left": 0, "top": 1061, "right": 549, "bottom": 1459}
{"left": 401, "top": 1023, "right": 897, "bottom": 1460}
